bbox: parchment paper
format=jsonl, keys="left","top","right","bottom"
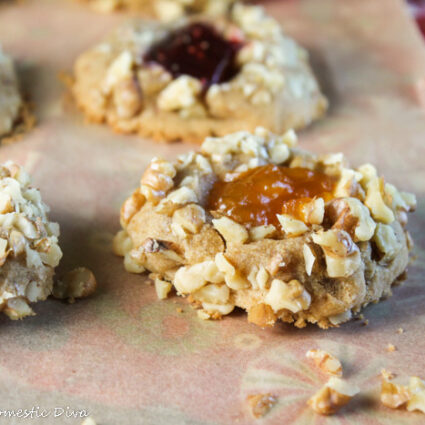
{"left": 0, "top": 0, "right": 424, "bottom": 424}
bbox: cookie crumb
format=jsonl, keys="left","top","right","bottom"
{"left": 397, "top": 328, "right": 404, "bottom": 334}
{"left": 381, "top": 369, "right": 395, "bottom": 380}
{"left": 246, "top": 393, "right": 277, "bottom": 418}
{"left": 53, "top": 267, "right": 97, "bottom": 303}
{"left": 81, "top": 418, "right": 97, "bottom": 425}
{"left": 308, "top": 377, "right": 359, "bottom": 415}
{"left": 381, "top": 376, "right": 425, "bottom": 413}
{"left": 176, "top": 307, "right": 183, "bottom": 313}
{"left": 306, "top": 349, "right": 343, "bottom": 376}
{"left": 386, "top": 344, "right": 397, "bottom": 353}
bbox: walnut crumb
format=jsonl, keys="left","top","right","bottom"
{"left": 306, "top": 349, "right": 343, "bottom": 376}
{"left": 246, "top": 393, "right": 277, "bottom": 418}
{"left": 81, "top": 417, "right": 97, "bottom": 425}
{"left": 381, "top": 376, "right": 425, "bottom": 413}
{"left": 308, "top": 377, "right": 359, "bottom": 415}
{"left": 397, "top": 328, "right": 404, "bottom": 334}
{"left": 53, "top": 267, "right": 97, "bottom": 303}
{"left": 386, "top": 344, "right": 397, "bottom": 353}
{"left": 381, "top": 369, "right": 395, "bottom": 380}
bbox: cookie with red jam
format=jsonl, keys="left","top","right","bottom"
{"left": 72, "top": 4, "right": 327, "bottom": 143}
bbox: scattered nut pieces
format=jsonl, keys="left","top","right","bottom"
{"left": 53, "top": 267, "right": 97, "bottom": 303}
{"left": 306, "top": 349, "right": 343, "bottom": 377}
{"left": 381, "top": 376, "right": 425, "bottom": 413}
{"left": 308, "top": 377, "right": 360, "bottom": 415}
{"left": 246, "top": 393, "right": 277, "bottom": 418}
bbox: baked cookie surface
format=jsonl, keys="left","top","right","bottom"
{"left": 113, "top": 128, "right": 416, "bottom": 329}
{"left": 0, "top": 47, "right": 22, "bottom": 138}
{"left": 0, "top": 162, "right": 62, "bottom": 319}
{"left": 79, "top": 0, "right": 235, "bottom": 20}
{"left": 72, "top": 4, "right": 327, "bottom": 143}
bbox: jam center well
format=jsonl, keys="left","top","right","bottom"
{"left": 207, "top": 164, "right": 336, "bottom": 228}
{"left": 144, "top": 22, "right": 243, "bottom": 88}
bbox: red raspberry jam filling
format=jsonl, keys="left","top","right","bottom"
{"left": 144, "top": 22, "right": 243, "bottom": 88}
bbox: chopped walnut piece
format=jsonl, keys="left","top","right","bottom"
{"left": 212, "top": 216, "right": 249, "bottom": 244}
{"left": 303, "top": 243, "right": 316, "bottom": 276}
{"left": 381, "top": 379, "right": 411, "bottom": 409}
{"left": 3, "top": 298, "right": 35, "bottom": 320}
{"left": 247, "top": 393, "right": 277, "bottom": 418}
{"left": 265, "top": 279, "right": 311, "bottom": 314}
{"left": 215, "top": 253, "right": 248, "bottom": 290}
{"left": 140, "top": 157, "right": 176, "bottom": 202}
{"left": 248, "top": 303, "right": 276, "bottom": 327}
{"left": 276, "top": 214, "right": 308, "bottom": 237}
{"left": 373, "top": 223, "right": 400, "bottom": 261}
{"left": 303, "top": 197, "right": 325, "bottom": 225}
{"left": 306, "top": 349, "right": 343, "bottom": 377}
{"left": 113, "top": 230, "right": 132, "bottom": 257}
{"left": 381, "top": 376, "right": 425, "bottom": 413}
{"left": 193, "top": 283, "right": 230, "bottom": 305}
{"left": 249, "top": 224, "right": 276, "bottom": 242}
{"left": 124, "top": 251, "right": 146, "bottom": 274}
{"left": 381, "top": 369, "right": 395, "bottom": 380}
{"left": 328, "top": 310, "right": 352, "bottom": 326}
{"left": 154, "top": 277, "right": 173, "bottom": 300}
{"left": 365, "top": 177, "right": 395, "bottom": 224}
{"left": 157, "top": 75, "right": 202, "bottom": 112}
{"left": 312, "top": 229, "right": 361, "bottom": 278}
{"left": 326, "top": 197, "right": 376, "bottom": 242}
{"left": 81, "top": 418, "right": 97, "bottom": 425}
{"left": 53, "top": 267, "right": 97, "bottom": 303}
{"left": 172, "top": 204, "right": 206, "bottom": 234}
{"left": 120, "top": 190, "right": 145, "bottom": 227}
{"left": 386, "top": 344, "right": 396, "bottom": 352}
{"left": 308, "top": 377, "right": 360, "bottom": 415}
{"left": 407, "top": 377, "right": 425, "bottom": 414}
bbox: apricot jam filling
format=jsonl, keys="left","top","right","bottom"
{"left": 207, "top": 164, "right": 337, "bottom": 228}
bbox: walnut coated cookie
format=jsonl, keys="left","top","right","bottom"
{"left": 113, "top": 128, "right": 416, "bottom": 329}
{"left": 0, "top": 47, "right": 23, "bottom": 138}
{"left": 72, "top": 4, "right": 327, "bottom": 143}
{"left": 0, "top": 162, "right": 63, "bottom": 319}
{"left": 78, "top": 0, "right": 236, "bottom": 20}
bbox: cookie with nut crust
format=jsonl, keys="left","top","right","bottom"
{"left": 0, "top": 162, "right": 63, "bottom": 319}
{"left": 113, "top": 128, "right": 416, "bottom": 328}
{"left": 78, "top": 0, "right": 236, "bottom": 20}
{"left": 72, "top": 4, "right": 327, "bottom": 143}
